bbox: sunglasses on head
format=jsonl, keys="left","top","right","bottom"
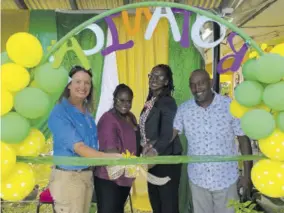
{"left": 70, "top": 66, "right": 92, "bottom": 77}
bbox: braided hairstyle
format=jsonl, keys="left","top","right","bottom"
{"left": 146, "top": 64, "right": 175, "bottom": 101}
{"left": 113, "top": 84, "right": 133, "bottom": 101}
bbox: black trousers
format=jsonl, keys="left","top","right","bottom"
{"left": 94, "top": 176, "right": 131, "bottom": 213}
{"left": 148, "top": 163, "right": 182, "bottom": 213}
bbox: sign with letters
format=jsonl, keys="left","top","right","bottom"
{"left": 50, "top": 7, "right": 248, "bottom": 74}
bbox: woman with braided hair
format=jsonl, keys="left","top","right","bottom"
{"left": 139, "top": 64, "right": 183, "bottom": 213}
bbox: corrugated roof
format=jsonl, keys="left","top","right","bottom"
{"left": 1, "top": 0, "right": 222, "bottom": 10}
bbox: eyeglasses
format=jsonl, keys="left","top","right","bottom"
{"left": 115, "top": 98, "right": 132, "bottom": 104}
{"left": 148, "top": 74, "right": 166, "bottom": 81}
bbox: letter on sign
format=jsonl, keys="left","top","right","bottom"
{"left": 102, "top": 14, "right": 134, "bottom": 56}
{"left": 122, "top": 8, "right": 152, "bottom": 36}
{"left": 217, "top": 32, "right": 248, "bottom": 74}
{"left": 191, "top": 15, "right": 226, "bottom": 49}
{"left": 49, "top": 37, "right": 90, "bottom": 69}
{"left": 76, "top": 24, "right": 105, "bottom": 56}
{"left": 145, "top": 7, "right": 181, "bottom": 42}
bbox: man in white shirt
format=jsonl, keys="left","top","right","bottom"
{"left": 173, "top": 69, "right": 253, "bottom": 213}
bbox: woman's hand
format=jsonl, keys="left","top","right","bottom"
{"left": 142, "top": 144, "right": 158, "bottom": 169}
{"left": 142, "top": 143, "right": 152, "bottom": 155}
{"left": 142, "top": 139, "right": 157, "bottom": 156}
{"left": 144, "top": 147, "right": 158, "bottom": 157}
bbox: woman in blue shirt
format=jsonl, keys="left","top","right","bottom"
{"left": 48, "top": 66, "right": 121, "bottom": 213}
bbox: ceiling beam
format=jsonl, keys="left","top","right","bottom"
{"left": 56, "top": 9, "right": 138, "bottom": 14}
{"left": 14, "top": 0, "right": 28, "bottom": 9}
{"left": 238, "top": 0, "right": 278, "bottom": 27}
{"left": 123, "top": 0, "right": 130, "bottom": 5}
{"left": 69, "top": 0, "right": 78, "bottom": 10}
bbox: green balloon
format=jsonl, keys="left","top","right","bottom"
{"left": 255, "top": 53, "right": 284, "bottom": 84}
{"left": 260, "top": 82, "right": 268, "bottom": 88}
{"left": 277, "top": 112, "right": 284, "bottom": 132}
{"left": 235, "top": 81, "right": 264, "bottom": 107}
{"left": 1, "top": 52, "right": 11, "bottom": 64}
{"left": 242, "top": 59, "right": 257, "bottom": 81}
{"left": 263, "top": 81, "right": 284, "bottom": 111}
{"left": 14, "top": 88, "right": 50, "bottom": 119}
{"left": 1, "top": 112, "right": 31, "bottom": 143}
{"left": 241, "top": 109, "right": 275, "bottom": 140}
{"left": 34, "top": 63, "right": 69, "bottom": 94}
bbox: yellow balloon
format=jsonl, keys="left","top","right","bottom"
{"left": 32, "top": 164, "right": 52, "bottom": 188}
{"left": 30, "top": 80, "right": 39, "bottom": 88}
{"left": 0, "top": 163, "right": 35, "bottom": 201}
{"left": 41, "top": 137, "right": 53, "bottom": 155}
{"left": 251, "top": 159, "right": 284, "bottom": 198}
{"left": 1, "top": 141, "right": 16, "bottom": 181}
{"left": 6, "top": 32, "right": 43, "bottom": 68}
{"left": 11, "top": 128, "right": 45, "bottom": 156}
{"left": 270, "top": 43, "right": 284, "bottom": 57}
{"left": 1, "top": 63, "right": 30, "bottom": 92}
{"left": 259, "top": 129, "right": 284, "bottom": 161}
{"left": 255, "top": 103, "right": 271, "bottom": 112}
{"left": 230, "top": 99, "right": 251, "bottom": 118}
{"left": 1, "top": 88, "right": 13, "bottom": 116}
{"left": 273, "top": 111, "right": 279, "bottom": 121}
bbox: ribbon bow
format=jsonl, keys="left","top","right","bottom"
{"left": 106, "top": 150, "right": 171, "bottom": 186}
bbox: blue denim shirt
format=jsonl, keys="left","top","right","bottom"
{"left": 48, "top": 98, "right": 98, "bottom": 170}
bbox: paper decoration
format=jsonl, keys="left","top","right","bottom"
{"left": 172, "top": 8, "right": 192, "bottom": 48}
{"left": 191, "top": 15, "right": 226, "bottom": 48}
{"left": 217, "top": 32, "right": 248, "bottom": 74}
{"left": 145, "top": 7, "right": 181, "bottom": 42}
{"left": 102, "top": 13, "right": 134, "bottom": 56}
{"left": 76, "top": 24, "right": 105, "bottom": 56}
{"left": 122, "top": 8, "right": 152, "bottom": 36}
{"left": 49, "top": 37, "right": 90, "bottom": 69}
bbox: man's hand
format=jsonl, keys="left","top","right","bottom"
{"left": 237, "top": 175, "right": 253, "bottom": 202}
{"left": 237, "top": 135, "right": 253, "bottom": 201}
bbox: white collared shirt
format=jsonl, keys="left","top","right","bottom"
{"left": 174, "top": 94, "right": 244, "bottom": 191}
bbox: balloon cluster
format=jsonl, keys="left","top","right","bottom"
{"left": 230, "top": 43, "right": 284, "bottom": 198}
{"left": 1, "top": 32, "right": 68, "bottom": 201}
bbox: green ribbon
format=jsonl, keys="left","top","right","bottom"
{"left": 17, "top": 155, "right": 265, "bottom": 166}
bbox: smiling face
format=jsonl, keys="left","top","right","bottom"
{"left": 148, "top": 68, "right": 169, "bottom": 93}
{"left": 68, "top": 71, "right": 92, "bottom": 101}
{"left": 189, "top": 70, "right": 212, "bottom": 103}
{"left": 114, "top": 90, "right": 133, "bottom": 115}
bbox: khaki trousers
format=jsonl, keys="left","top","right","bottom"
{"left": 189, "top": 180, "right": 239, "bottom": 213}
{"left": 49, "top": 169, "right": 94, "bottom": 213}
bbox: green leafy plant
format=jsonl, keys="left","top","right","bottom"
{"left": 228, "top": 199, "right": 263, "bottom": 213}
